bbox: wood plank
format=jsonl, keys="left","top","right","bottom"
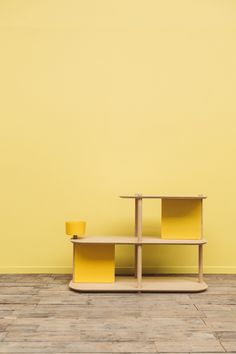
{"left": 195, "top": 304, "right": 233, "bottom": 311}
{"left": 204, "top": 317, "right": 236, "bottom": 331}
{"left": 202, "top": 309, "right": 236, "bottom": 318}
{"left": 0, "top": 286, "right": 38, "bottom": 295}
{"left": 120, "top": 195, "right": 207, "bottom": 199}
{"left": 12, "top": 303, "right": 204, "bottom": 319}
{"left": 141, "top": 277, "right": 208, "bottom": 292}
{"left": 86, "top": 293, "right": 191, "bottom": 305}
{"left": 13, "top": 304, "right": 140, "bottom": 319}
{"left": 71, "top": 236, "right": 207, "bottom": 245}
{"left": 0, "top": 274, "right": 52, "bottom": 284}
{"left": 0, "top": 295, "right": 39, "bottom": 304}
{"left": 220, "top": 341, "right": 236, "bottom": 352}
{"left": 189, "top": 293, "right": 236, "bottom": 305}
{"left": 0, "top": 341, "right": 157, "bottom": 352}
{"left": 71, "top": 236, "right": 138, "bottom": 244}
{"left": 69, "top": 276, "right": 208, "bottom": 293}
{"left": 0, "top": 332, "right": 6, "bottom": 341}
{"left": 0, "top": 319, "right": 14, "bottom": 331}
{"left": 141, "top": 237, "right": 207, "bottom": 245}
{"left": 216, "top": 331, "right": 236, "bottom": 340}
{"left": 5, "top": 317, "right": 207, "bottom": 342}
{"left": 38, "top": 293, "right": 88, "bottom": 305}
{"left": 154, "top": 331, "right": 224, "bottom": 352}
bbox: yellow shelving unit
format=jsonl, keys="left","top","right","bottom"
{"left": 69, "top": 194, "right": 208, "bottom": 293}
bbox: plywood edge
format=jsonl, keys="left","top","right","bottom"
{"left": 69, "top": 278, "right": 138, "bottom": 292}
{"left": 143, "top": 237, "right": 207, "bottom": 245}
{"left": 120, "top": 195, "right": 207, "bottom": 199}
{"left": 69, "top": 276, "right": 208, "bottom": 293}
{"left": 70, "top": 236, "right": 207, "bottom": 245}
{"left": 70, "top": 236, "right": 137, "bottom": 244}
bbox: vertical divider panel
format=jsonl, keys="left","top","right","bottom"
{"left": 161, "top": 198, "right": 202, "bottom": 240}
{"left": 72, "top": 243, "right": 76, "bottom": 283}
{"left": 74, "top": 244, "right": 115, "bottom": 283}
{"left": 200, "top": 198, "right": 203, "bottom": 239}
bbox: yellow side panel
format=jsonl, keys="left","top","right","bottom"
{"left": 74, "top": 244, "right": 115, "bottom": 283}
{"left": 161, "top": 199, "right": 202, "bottom": 240}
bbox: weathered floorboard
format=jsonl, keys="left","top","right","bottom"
{"left": 1, "top": 274, "right": 236, "bottom": 353}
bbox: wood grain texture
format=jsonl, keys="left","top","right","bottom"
{"left": 1, "top": 274, "right": 236, "bottom": 353}
{"left": 71, "top": 236, "right": 207, "bottom": 245}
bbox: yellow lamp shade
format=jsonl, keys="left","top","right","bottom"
{"left": 65, "top": 221, "right": 86, "bottom": 238}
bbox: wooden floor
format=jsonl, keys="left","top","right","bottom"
{"left": 0, "top": 275, "right": 236, "bottom": 353}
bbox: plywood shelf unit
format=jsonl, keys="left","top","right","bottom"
{"left": 69, "top": 194, "right": 208, "bottom": 293}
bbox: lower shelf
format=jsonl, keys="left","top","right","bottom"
{"left": 69, "top": 276, "right": 208, "bottom": 293}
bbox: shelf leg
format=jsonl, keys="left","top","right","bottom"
{"left": 134, "top": 199, "right": 138, "bottom": 277}
{"left": 137, "top": 197, "right": 142, "bottom": 242}
{"left": 135, "top": 246, "right": 138, "bottom": 278}
{"left": 136, "top": 197, "right": 142, "bottom": 288}
{"left": 137, "top": 244, "right": 142, "bottom": 289}
{"left": 198, "top": 244, "right": 203, "bottom": 283}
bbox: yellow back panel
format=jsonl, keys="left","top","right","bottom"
{"left": 74, "top": 244, "right": 115, "bottom": 283}
{"left": 161, "top": 199, "right": 202, "bottom": 240}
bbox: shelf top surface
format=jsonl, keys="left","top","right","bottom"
{"left": 71, "top": 236, "right": 207, "bottom": 245}
{"left": 120, "top": 195, "right": 207, "bottom": 199}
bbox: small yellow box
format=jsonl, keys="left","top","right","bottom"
{"left": 161, "top": 199, "right": 202, "bottom": 240}
{"left": 74, "top": 244, "right": 115, "bottom": 283}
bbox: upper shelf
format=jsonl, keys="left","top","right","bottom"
{"left": 120, "top": 195, "right": 207, "bottom": 199}
{"left": 71, "top": 236, "right": 207, "bottom": 245}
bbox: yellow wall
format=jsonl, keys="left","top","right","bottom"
{"left": 1, "top": 0, "right": 236, "bottom": 274}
